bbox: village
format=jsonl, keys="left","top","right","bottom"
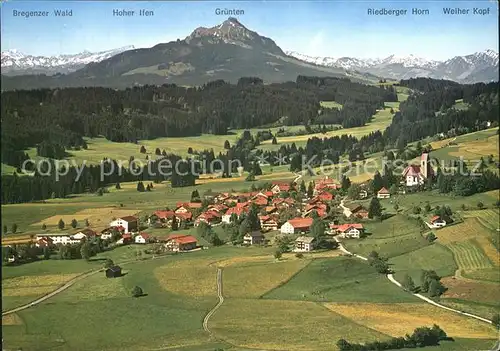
{"left": 23, "top": 153, "right": 450, "bottom": 263}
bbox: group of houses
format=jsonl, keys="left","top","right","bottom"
{"left": 31, "top": 153, "right": 442, "bottom": 257}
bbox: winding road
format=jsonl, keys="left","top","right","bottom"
{"left": 203, "top": 268, "right": 224, "bottom": 334}
{"left": 333, "top": 237, "right": 494, "bottom": 325}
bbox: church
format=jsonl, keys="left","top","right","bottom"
{"left": 402, "top": 153, "right": 433, "bottom": 186}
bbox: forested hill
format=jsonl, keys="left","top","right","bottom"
{"left": 386, "top": 78, "right": 499, "bottom": 146}
{"left": 1, "top": 76, "right": 397, "bottom": 167}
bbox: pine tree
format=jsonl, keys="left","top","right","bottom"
{"left": 155, "top": 148, "right": 161, "bottom": 155}
{"left": 2, "top": 225, "right": 7, "bottom": 234}
{"left": 58, "top": 219, "right": 65, "bottom": 230}
{"left": 224, "top": 140, "right": 231, "bottom": 149}
{"left": 299, "top": 180, "right": 306, "bottom": 193}
{"left": 171, "top": 216, "right": 178, "bottom": 231}
{"left": 42, "top": 223, "right": 47, "bottom": 230}
{"left": 146, "top": 184, "right": 151, "bottom": 191}
{"left": 371, "top": 171, "right": 384, "bottom": 193}
{"left": 402, "top": 274, "right": 416, "bottom": 292}
{"left": 71, "top": 219, "right": 78, "bottom": 229}
{"left": 140, "top": 146, "right": 146, "bottom": 154}
{"left": 11, "top": 223, "right": 17, "bottom": 234}
{"left": 341, "top": 175, "right": 351, "bottom": 190}
{"left": 307, "top": 181, "right": 314, "bottom": 198}
{"left": 115, "top": 182, "right": 121, "bottom": 189}
{"left": 191, "top": 190, "right": 200, "bottom": 202}
{"left": 272, "top": 136, "right": 277, "bottom": 145}
{"left": 187, "top": 147, "right": 193, "bottom": 154}
{"left": 368, "top": 197, "right": 382, "bottom": 219}
{"left": 137, "top": 181, "right": 145, "bottom": 192}
{"left": 253, "top": 162, "right": 262, "bottom": 176}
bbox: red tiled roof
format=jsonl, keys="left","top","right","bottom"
{"left": 317, "top": 192, "right": 334, "bottom": 201}
{"left": 154, "top": 210, "right": 175, "bottom": 219}
{"left": 173, "top": 235, "right": 197, "bottom": 245}
{"left": 287, "top": 217, "right": 313, "bottom": 229}
{"left": 378, "top": 187, "right": 389, "bottom": 194}
{"left": 253, "top": 197, "right": 268, "bottom": 206}
{"left": 138, "top": 233, "right": 150, "bottom": 239}
{"left": 122, "top": 234, "right": 132, "bottom": 239}
{"left": 225, "top": 206, "right": 248, "bottom": 216}
{"left": 176, "top": 202, "right": 203, "bottom": 209}
{"left": 403, "top": 165, "right": 422, "bottom": 177}
{"left": 430, "top": 215, "right": 441, "bottom": 223}
{"left": 167, "top": 233, "right": 187, "bottom": 240}
{"left": 332, "top": 223, "right": 364, "bottom": 232}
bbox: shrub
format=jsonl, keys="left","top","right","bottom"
{"left": 131, "top": 285, "right": 144, "bottom": 298}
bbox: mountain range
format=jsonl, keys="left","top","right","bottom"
{"left": 286, "top": 50, "right": 499, "bottom": 83}
{"left": 1, "top": 18, "right": 497, "bottom": 90}
{"left": 1, "top": 46, "right": 135, "bottom": 75}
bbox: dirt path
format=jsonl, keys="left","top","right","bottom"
{"left": 203, "top": 268, "right": 224, "bottom": 334}
{"left": 333, "top": 237, "right": 494, "bottom": 325}
{"left": 339, "top": 197, "right": 352, "bottom": 217}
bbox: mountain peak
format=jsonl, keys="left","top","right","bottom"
{"left": 186, "top": 17, "right": 254, "bottom": 42}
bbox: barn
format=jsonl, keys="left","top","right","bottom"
{"left": 105, "top": 265, "right": 122, "bottom": 278}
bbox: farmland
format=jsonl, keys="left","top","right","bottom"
{"left": 264, "top": 257, "right": 418, "bottom": 303}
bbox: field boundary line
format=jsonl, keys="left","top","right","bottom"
{"left": 259, "top": 259, "right": 313, "bottom": 298}
{"left": 203, "top": 268, "right": 224, "bottom": 335}
{"left": 333, "top": 237, "right": 495, "bottom": 325}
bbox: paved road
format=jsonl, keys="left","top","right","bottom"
{"left": 333, "top": 237, "right": 494, "bottom": 325}
{"left": 203, "top": 268, "right": 224, "bottom": 334}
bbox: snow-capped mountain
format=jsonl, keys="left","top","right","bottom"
{"left": 286, "top": 49, "right": 499, "bottom": 83}
{"left": 1, "top": 46, "right": 135, "bottom": 75}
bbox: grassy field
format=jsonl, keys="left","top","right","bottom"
{"left": 462, "top": 209, "right": 499, "bottom": 231}
{"left": 223, "top": 259, "right": 310, "bottom": 298}
{"left": 320, "top": 100, "right": 343, "bottom": 109}
{"left": 436, "top": 218, "right": 498, "bottom": 266}
{"left": 258, "top": 104, "right": 396, "bottom": 151}
{"left": 264, "top": 257, "right": 418, "bottom": 303}
{"left": 324, "top": 302, "right": 496, "bottom": 339}
{"left": 447, "top": 239, "right": 494, "bottom": 271}
{"left": 343, "top": 215, "right": 430, "bottom": 258}
{"left": 211, "top": 298, "right": 389, "bottom": 350}
{"left": 390, "top": 243, "right": 458, "bottom": 283}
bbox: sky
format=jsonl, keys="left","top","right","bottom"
{"left": 1, "top": 0, "right": 498, "bottom": 60}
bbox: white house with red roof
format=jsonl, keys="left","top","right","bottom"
{"left": 402, "top": 153, "right": 433, "bottom": 187}
{"left": 428, "top": 215, "right": 447, "bottom": 228}
{"left": 271, "top": 181, "right": 291, "bottom": 194}
{"left": 195, "top": 210, "right": 222, "bottom": 226}
{"left": 258, "top": 215, "right": 279, "bottom": 231}
{"left": 135, "top": 233, "right": 151, "bottom": 244}
{"left": 377, "top": 187, "right": 391, "bottom": 199}
{"left": 280, "top": 217, "right": 314, "bottom": 235}
{"left": 163, "top": 234, "right": 198, "bottom": 252}
{"left": 110, "top": 216, "right": 138, "bottom": 234}
{"left": 222, "top": 204, "right": 249, "bottom": 224}
{"left": 330, "top": 223, "right": 365, "bottom": 238}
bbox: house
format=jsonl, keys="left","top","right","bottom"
{"left": 164, "top": 234, "right": 197, "bottom": 252}
{"left": 258, "top": 215, "right": 279, "bottom": 231}
{"left": 175, "top": 202, "right": 203, "bottom": 213}
{"left": 280, "top": 217, "right": 314, "bottom": 235}
{"left": 35, "top": 233, "right": 85, "bottom": 246}
{"left": 35, "top": 236, "right": 54, "bottom": 248}
{"left": 271, "top": 181, "right": 292, "bottom": 194}
{"left": 348, "top": 205, "right": 369, "bottom": 219}
{"left": 304, "top": 208, "right": 327, "bottom": 218}
{"left": 100, "top": 227, "right": 123, "bottom": 240}
{"left": 195, "top": 211, "right": 222, "bottom": 226}
{"left": 72, "top": 228, "right": 97, "bottom": 241}
{"left": 252, "top": 196, "right": 269, "bottom": 206}
{"left": 109, "top": 216, "right": 138, "bottom": 233}
{"left": 316, "top": 192, "right": 334, "bottom": 202}
{"left": 402, "top": 153, "right": 433, "bottom": 186}
{"left": 263, "top": 205, "right": 279, "bottom": 215}
{"left": 377, "top": 187, "right": 391, "bottom": 199}
{"left": 174, "top": 212, "right": 193, "bottom": 224}
{"left": 222, "top": 205, "right": 249, "bottom": 224}
{"left": 429, "top": 216, "right": 447, "bottom": 228}
{"left": 359, "top": 189, "right": 368, "bottom": 199}
{"left": 330, "top": 223, "right": 364, "bottom": 238}
{"left": 105, "top": 265, "right": 122, "bottom": 278}
{"left": 117, "top": 233, "right": 132, "bottom": 245}
{"left": 243, "top": 231, "right": 265, "bottom": 245}
{"left": 135, "top": 233, "right": 151, "bottom": 244}
{"left": 207, "top": 204, "right": 228, "bottom": 213}
{"left": 294, "top": 236, "right": 315, "bottom": 252}
{"left": 314, "top": 177, "right": 340, "bottom": 194}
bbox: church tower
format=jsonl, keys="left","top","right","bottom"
{"left": 421, "top": 153, "right": 429, "bottom": 178}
